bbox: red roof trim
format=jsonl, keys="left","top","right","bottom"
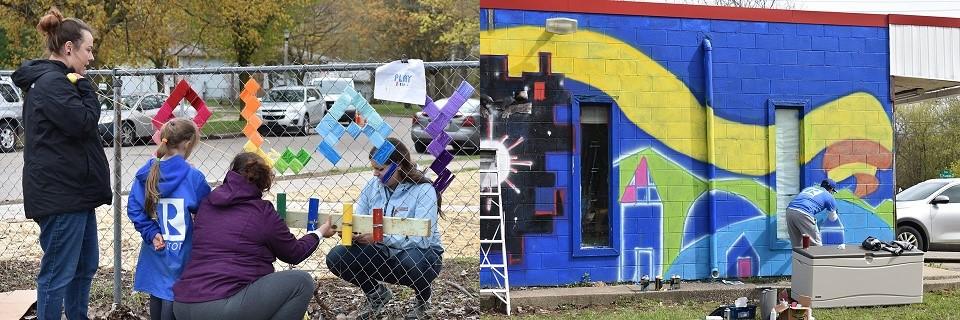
{"left": 480, "top": 0, "right": 887, "bottom": 26}
{"left": 481, "top": 0, "right": 960, "bottom": 28}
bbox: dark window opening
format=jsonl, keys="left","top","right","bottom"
{"left": 581, "top": 103, "right": 610, "bottom": 248}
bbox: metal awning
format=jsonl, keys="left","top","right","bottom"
{"left": 890, "top": 24, "right": 960, "bottom": 104}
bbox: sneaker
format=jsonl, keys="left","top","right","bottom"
{"left": 356, "top": 285, "right": 393, "bottom": 320}
{"left": 404, "top": 299, "right": 430, "bottom": 320}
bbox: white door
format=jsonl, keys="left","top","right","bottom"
{"left": 930, "top": 185, "right": 960, "bottom": 243}
{"left": 775, "top": 109, "right": 801, "bottom": 242}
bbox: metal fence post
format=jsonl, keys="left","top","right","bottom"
{"left": 111, "top": 69, "right": 123, "bottom": 305}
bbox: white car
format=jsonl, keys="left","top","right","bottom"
{"left": 98, "top": 93, "right": 197, "bottom": 146}
{"left": 257, "top": 86, "right": 324, "bottom": 135}
{"left": 0, "top": 77, "right": 23, "bottom": 153}
{"left": 310, "top": 77, "right": 356, "bottom": 124}
{"left": 896, "top": 178, "right": 960, "bottom": 251}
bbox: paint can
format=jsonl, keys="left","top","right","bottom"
{"left": 759, "top": 288, "right": 777, "bottom": 320}
{"left": 372, "top": 208, "right": 384, "bottom": 243}
{"left": 655, "top": 275, "right": 663, "bottom": 291}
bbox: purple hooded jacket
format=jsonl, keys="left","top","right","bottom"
{"left": 172, "top": 171, "right": 320, "bottom": 303}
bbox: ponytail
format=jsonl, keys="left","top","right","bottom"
{"left": 143, "top": 118, "right": 199, "bottom": 219}
{"left": 144, "top": 158, "right": 162, "bottom": 219}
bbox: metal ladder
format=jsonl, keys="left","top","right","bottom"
{"left": 479, "top": 146, "right": 511, "bottom": 315}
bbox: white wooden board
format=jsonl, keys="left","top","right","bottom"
{"left": 284, "top": 211, "right": 430, "bottom": 237}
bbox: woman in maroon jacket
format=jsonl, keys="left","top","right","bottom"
{"left": 172, "top": 152, "right": 335, "bottom": 320}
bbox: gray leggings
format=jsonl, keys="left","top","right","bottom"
{"left": 172, "top": 270, "right": 314, "bottom": 320}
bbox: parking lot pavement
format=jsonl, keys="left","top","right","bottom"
{"left": 0, "top": 116, "right": 424, "bottom": 203}
{"left": 926, "top": 251, "right": 960, "bottom": 262}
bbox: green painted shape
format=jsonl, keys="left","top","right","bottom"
{"left": 274, "top": 159, "right": 290, "bottom": 174}
{"left": 835, "top": 189, "right": 893, "bottom": 228}
{"left": 289, "top": 159, "right": 305, "bottom": 174}
{"left": 295, "top": 149, "right": 312, "bottom": 165}
{"left": 633, "top": 149, "right": 706, "bottom": 272}
{"left": 277, "top": 193, "right": 286, "bottom": 220}
{"left": 875, "top": 199, "right": 894, "bottom": 227}
{"left": 281, "top": 148, "right": 296, "bottom": 162}
{"left": 713, "top": 180, "right": 776, "bottom": 216}
{"left": 618, "top": 148, "right": 895, "bottom": 276}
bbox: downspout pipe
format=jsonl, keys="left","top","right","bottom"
{"left": 703, "top": 38, "right": 720, "bottom": 280}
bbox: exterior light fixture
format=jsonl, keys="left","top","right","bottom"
{"left": 545, "top": 17, "right": 578, "bottom": 34}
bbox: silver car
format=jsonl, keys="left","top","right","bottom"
{"left": 256, "top": 86, "right": 325, "bottom": 135}
{"left": 896, "top": 178, "right": 960, "bottom": 251}
{"left": 0, "top": 78, "right": 23, "bottom": 153}
{"left": 98, "top": 93, "right": 197, "bottom": 146}
{"left": 410, "top": 98, "right": 480, "bottom": 155}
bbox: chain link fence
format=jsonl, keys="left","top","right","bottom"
{"left": 0, "top": 57, "right": 480, "bottom": 318}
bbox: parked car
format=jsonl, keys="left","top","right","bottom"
{"left": 896, "top": 178, "right": 960, "bottom": 251}
{"left": 0, "top": 77, "right": 23, "bottom": 153}
{"left": 98, "top": 93, "right": 197, "bottom": 146}
{"left": 410, "top": 97, "right": 480, "bottom": 155}
{"left": 256, "top": 86, "right": 324, "bottom": 135}
{"left": 310, "top": 77, "right": 356, "bottom": 124}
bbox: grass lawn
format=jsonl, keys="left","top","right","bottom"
{"left": 202, "top": 103, "right": 421, "bottom": 136}
{"left": 482, "top": 290, "right": 960, "bottom": 320}
{"left": 201, "top": 119, "right": 246, "bottom": 136}
{"left": 373, "top": 102, "right": 421, "bottom": 117}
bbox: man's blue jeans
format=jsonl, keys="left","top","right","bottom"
{"left": 35, "top": 210, "right": 99, "bottom": 320}
{"left": 326, "top": 244, "right": 442, "bottom": 302}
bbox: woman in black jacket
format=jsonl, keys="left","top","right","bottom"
{"left": 11, "top": 7, "right": 111, "bottom": 320}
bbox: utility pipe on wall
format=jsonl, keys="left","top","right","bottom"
{"left": 703, "top": 38, "right": 720, "bottom": 279}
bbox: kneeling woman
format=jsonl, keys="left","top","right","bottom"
{"left": 326, "top": 137, "right": 444, "bottom": 320}
{"left": 172, "top": 153, "right": 335, "bottom": 320}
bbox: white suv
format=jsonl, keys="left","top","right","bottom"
{"left": 0, "top": 77, "right": 23, "bottom": 153}
{"left": 896, "top": 178, "right": 960, "bottom": 251}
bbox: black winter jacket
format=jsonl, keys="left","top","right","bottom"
{"left": 11, "top": 60, "right": 111, "bottom": 219}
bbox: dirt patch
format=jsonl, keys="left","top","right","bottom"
{"left": 0, "top": 258, "right": 479, "bottom": 319}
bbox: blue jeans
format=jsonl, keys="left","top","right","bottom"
{"left": 326, "top": 244, "right": 442, "bottom": 301}
{"left": 35, "top": 210, "right": 99, "bottom": 320}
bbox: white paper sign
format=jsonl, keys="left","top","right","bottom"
{"left": 375, "top": 59, "right": 426, "bottom": 105}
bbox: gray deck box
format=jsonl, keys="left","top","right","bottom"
{"left": 791, "top": 246, "right": 923, "bottom": 308}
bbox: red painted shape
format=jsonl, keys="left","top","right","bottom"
{"left": 636, "top": 157, "right": 649, "bottom": 188}
{"left": 534, "top": 81, "right": 546, "bottom": 101}
{"left": 823, "top": 140, "right": 893, "bottom": 170}
{"left": 853, "top": 173, "right": 880, "bottom": 197}
{"left": 151, "top": 79, "right": 212, "bottom": 143}
{"left": 481, "top": 0, "right": 890, "bottom": 27}
{"left": 372, "top": 208, "right": 384, "bottom": 243}
{"left": 822, "top": 140, "right": 893, "bottom": 197}
{"left": 737, "top": 257, "right": 753, "bottom": 278}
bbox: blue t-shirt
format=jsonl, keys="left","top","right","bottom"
{"left": 787, "top": 186, "right": 837, "bottom": 216}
